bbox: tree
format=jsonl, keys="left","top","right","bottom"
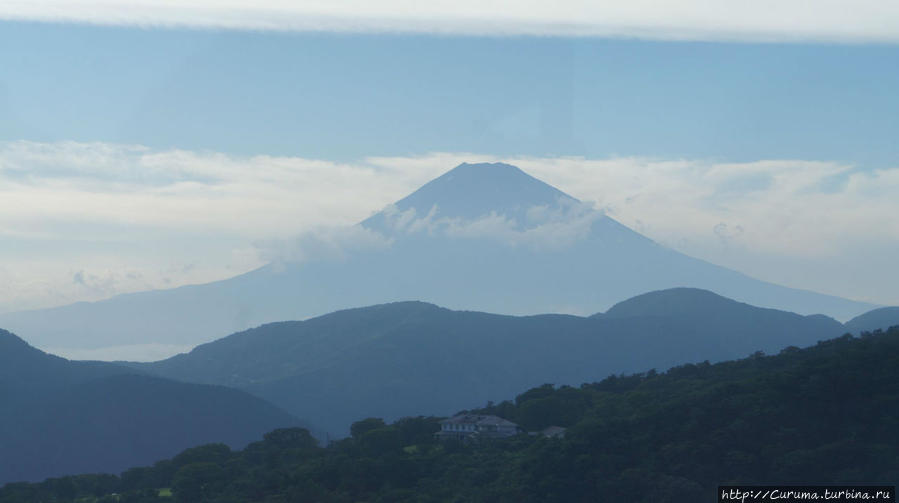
{"left": 263, "top": 428, "right": 317, "bottom": 449}
{"left": 351, "top": 418, "right": 387, "bottom": 439}
{"left": 172, "top": 462, "right": 225, "bottom": 503}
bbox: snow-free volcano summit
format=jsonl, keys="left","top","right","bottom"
{"left": 0, "top": 162, "right": 875, "bottom": 360}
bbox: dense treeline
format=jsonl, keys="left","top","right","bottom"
{"left": 3, "top": 327, "right": 898, "bottom": 502}
{"left": 136, "top": 291, "right": 850, "bottom": 438}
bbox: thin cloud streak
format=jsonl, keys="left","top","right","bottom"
{"left": 2, "top": 1, "right": 899, "bottom": 43}
{"left": 1, "top": 141, "right": 898, "bottom": 311}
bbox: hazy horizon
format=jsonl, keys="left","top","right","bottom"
{"left": 1, "top": 3, "right": 898, "bottom": 336}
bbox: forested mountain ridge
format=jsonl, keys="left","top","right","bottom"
{"left": 5, "top": 326, "right": 897, "bottom": 503}
{"left": 845, "top": 306, "right": 899, "bottom": 334}
{"left": 135, "top": 288, "right": 849, "bottom": 436}
{"left": 0, "top": 330, "right": 301, "bottom": 485}
{"left": 0, "top": 328, "right": 125, "bottom": 394}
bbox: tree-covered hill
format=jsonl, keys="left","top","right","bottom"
{"left": 845, "top": 306, "right": 899, "bottom": 334}
{"left": 6, "top": 326, "right": 897, "bottom": 502}
{"left": 0, "top": 330, "right": 301, "bottom": 485}
{"left": 136, "top": 289, "right": 848, "bottom": 436}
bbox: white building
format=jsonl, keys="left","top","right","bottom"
{"left": 435, "top": 414, "right": 520, "bottom": 440}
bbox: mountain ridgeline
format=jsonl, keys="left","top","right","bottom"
{"left": 136, "top": 288, "right": 853, "bottom": 437}
{"left": 845, "top": 306, "right": 899, "bottom": 334}
{"left": 5, "top": 327, "right": 898, "bottom": 503}
{"left": 0, "top": 162, "right": 876, "bottom": 359}
{"left": 0, "top": 330, "right": 301, "bottom": 485}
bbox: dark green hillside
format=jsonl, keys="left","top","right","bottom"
{"left": 0, "top": 329, "right": 125, "bottom": 394}
{"left": 604, "top": 287, "right": 838, "bottom": 327}
{"left": 0, "top": 330, "right": 301, "bottom": 485}
{"left": 8, "top": 327, "right": 897, "bottom": 502}
{"left": 138, "top": 290, "right": 846, "bottom": 435}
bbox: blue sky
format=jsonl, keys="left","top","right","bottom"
{"left": 1, "top": 4, "right": 898, "bottom": 335}
{"left": 2, "top": 22, "right": 899, "bottom": 166}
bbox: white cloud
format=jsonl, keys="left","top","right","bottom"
{"left": 1, "top": 140, "right": 898, "bottom": 310}
{"left": 376, "top": 197, "right": 603, "bottom": 251}
{"left": 445, "top": 209, "right": 602, "bottom": 251}
{"left": 1, "top": 1, "right": 899, "bottom": 43}
{"left": 0, "top": 140, "right": 439, "bottom": 238}
{"left": 0, "top": 140, "right": 444, "bottom": 312}
{"left": 258, "top": 225, "right": 394, "bottom": 265}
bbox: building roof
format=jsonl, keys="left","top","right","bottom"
{"left": 439, "top": 414, "right": 518, "bottom": 428}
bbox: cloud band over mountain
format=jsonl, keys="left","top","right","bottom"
{"left": 1, "top": 141, "right": 898, "bottom": 314}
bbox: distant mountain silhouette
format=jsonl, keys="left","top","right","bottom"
{"left": 0, "top": 162, "right": 875, "bottom": 359}
{"left": 0, "top": 329, "right": 300, "bottom": 485}
{"left": 363, "top": 161, "right": 574, "bottom": 229}
{"left": 137, "top": 289, "right": 846, "bottom": 437}
{"left": 844, "top": 306, "right": 899, "bottom": 334}
{"left": 603, "top": 287, "right": 842, "bottom": 327}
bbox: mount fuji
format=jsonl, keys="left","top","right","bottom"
{"left": 0, "top": 162, "right": 876, "bottom": 359}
